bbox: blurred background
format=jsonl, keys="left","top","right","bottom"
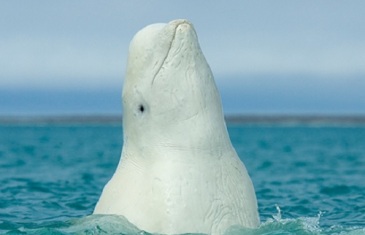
{"left": 1, "top": 0, "right": 364, "bottom": 117}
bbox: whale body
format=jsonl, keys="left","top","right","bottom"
{"left": 94, "top": 19, "right": 260, "bottom": 235}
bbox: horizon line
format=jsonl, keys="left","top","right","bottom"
{"left": 1, "top": 114, "right": 365, "bottom": 124}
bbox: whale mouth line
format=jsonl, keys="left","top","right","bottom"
{"left": 151, "top": 21, "right": 188, "bottom": 85}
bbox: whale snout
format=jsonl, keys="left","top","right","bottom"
{"left": 169, "top": 19, "right": 192, "bottom": 28}
{"left": 176, "top": 22, "right": 193, "bottom": 34}
{"left": 167, "top": 19, "right": 195, "bottom": 37}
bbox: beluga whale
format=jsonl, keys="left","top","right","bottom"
{"left": 94, "top": 19, "right": 260, "bottom": 235}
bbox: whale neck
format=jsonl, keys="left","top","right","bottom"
{"left": 122, "top": 107, "right": 233, "bottom": 154}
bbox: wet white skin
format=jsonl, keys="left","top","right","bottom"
{"left": 94, "top": 19, "right": 260, "bottom": 235}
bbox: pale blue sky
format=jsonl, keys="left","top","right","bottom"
{"left": 1, "top": 1, "right": 364, "bottom": 115}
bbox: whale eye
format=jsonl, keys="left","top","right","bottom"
{"left": 138, "top": 104, "right": 145, "bottom": 113}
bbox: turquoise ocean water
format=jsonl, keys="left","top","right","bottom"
{"left": 0, "top": 120, "right": 364, "bottom": 234}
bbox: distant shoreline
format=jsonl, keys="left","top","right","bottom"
{"left": 225, "top": 115, "right": 365, "bottom": 124}
{"left": 1, "top": 114, "right": 365, "bottom": 124}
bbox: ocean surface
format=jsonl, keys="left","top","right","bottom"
{"left": 0, "top": 119, "right": 364, "bottom": 234}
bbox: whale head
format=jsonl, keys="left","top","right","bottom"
{"left": 122, "top": 19, "right": 230, "bottom": 150}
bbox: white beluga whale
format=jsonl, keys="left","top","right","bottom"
{"left": 94, "top": 19, "right": 260, "bottom": 234}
